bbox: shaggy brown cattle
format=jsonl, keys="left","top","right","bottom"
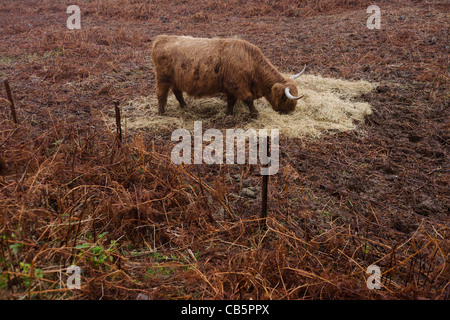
{"left": 151, "top": 35, "right": 306, "bottom": 118}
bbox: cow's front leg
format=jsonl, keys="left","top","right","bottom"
{"left": 244, "top": 99, "right": 258, "bottom": 118}
{"left": 226, "top": 95, "right": 237, "bottom": 115}
{"left": 156, "top": 81, "right": 170, "bottom": 115}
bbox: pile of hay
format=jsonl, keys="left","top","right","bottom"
{"left": 101, "top": 74, "right": 376, "bottom": 138}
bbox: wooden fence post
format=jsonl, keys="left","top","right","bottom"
{"left": 260, "top": 135, "right": 270, "bottom": 227}
{"left": 3, "top": 80, "right": 18, "bottom": 124}
{"left": 114, "top": 101, "right": 122, "bottom": 145}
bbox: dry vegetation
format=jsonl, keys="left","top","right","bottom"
{"left": 0, "top": 0, "right": 448, "bottom": 300}
{"left": 104, "top": 74, "right": 376, "bottom": 138}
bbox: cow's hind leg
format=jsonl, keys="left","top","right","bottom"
{"left": 226, "top": 95, "right": 237, "bottom": 115}
{"left": 156, "top": 81, "right": 170, "bottom": 115}
{"left": 173, "top": 87, "right": 186, "bottom": 109}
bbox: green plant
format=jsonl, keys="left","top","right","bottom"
{"left": 48, "top": 139, "right": 64, "bottom": 155}
{"left": 149, "top": 251, "right": 177, "bottom": 262}
{"left": 0, "top": 56, "right": 12, "bottom": 64}
{"left": 20, "top": 262, "right": 43, "bottom": 287}
{"left": 145, "top": 265, "right": 174, "bottom": 277}
{"left": 76, "top": 238, "right": 119, "bottom": 267}
{"left": 43, "top": 47, "right": 63, "bottom": 60}
{"left": 9, "top": 243, "right": 23, "bottom": 255}
{"left": 0, "top": 273, "right": 9, "bottom": 289}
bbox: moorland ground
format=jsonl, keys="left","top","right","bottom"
{"left": 0, "top": 0, "right": 448, "bottom": 299}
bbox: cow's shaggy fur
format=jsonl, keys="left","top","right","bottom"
{"left": 151, "top": 35, "right": 301, "bottom": 117}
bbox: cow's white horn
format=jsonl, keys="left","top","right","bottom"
{"left": 290, "top": 65, "right": 307, "bottom": 79}
{"left": 285, "top": 87, "right": 303, "bottom": 100}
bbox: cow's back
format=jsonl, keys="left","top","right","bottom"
{"left": 151, "top": 35, "right": 258, "bottom": 98}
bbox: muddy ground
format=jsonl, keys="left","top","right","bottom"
{"left": 0, "top": 0, "right": 448, "bottom": 300}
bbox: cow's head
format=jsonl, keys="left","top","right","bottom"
{"left": 270, "top": 65, "right": 306, "bottom": 114}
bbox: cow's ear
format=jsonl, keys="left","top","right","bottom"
{"left": 271, "top": 83, "right": 284, "bottom": 97}
{"left": 270, "top": 83, "right": 285, "bottom": 111}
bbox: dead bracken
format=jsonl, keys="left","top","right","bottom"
{"left": 0, "top": 0, "right": 448, "bottom": 300}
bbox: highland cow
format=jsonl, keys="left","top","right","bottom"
{"left": 151, "top": 35, "right": 306, "bottom": 118}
